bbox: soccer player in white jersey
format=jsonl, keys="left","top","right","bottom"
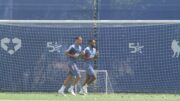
{"left": 58, "top": 36, "right": 82, "bottom": 96}
{"left": 79, "top": 39, "right": 99, "bottom": 95}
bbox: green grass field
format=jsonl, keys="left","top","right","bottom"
{"left": 0, "top": 92, "right": 180, "bottom": 101}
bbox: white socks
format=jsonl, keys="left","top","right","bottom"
{"left": 59, "top": 85, "right": 75, "bottom": 92}
{"left": 69, "top": 85, "right": 74, "bottom": 90}
{"left": 83, "top": 84, "right": 88, "bottom": 89}
{"left": 59, "top": 85, "right": 66, "bottom": 91}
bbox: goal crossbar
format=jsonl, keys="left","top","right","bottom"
{"left": 1, "top": 20, "right": 180, "bottom": 24}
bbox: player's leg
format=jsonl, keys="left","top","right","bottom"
{"left": 58, "top": 74, "right": 72, "bottom": 91}
{"left": 68, "top": 63, "right": 81, "bottom": 96}
{"left": 86, "top": 64, "right": 96, "bottom": 85}
{"left": 64, "top": 75, "right": 73, "bottom": 86}
{"left": 58, "top": 64, "right": 74, "bottom": 96}
{"left": 80, "top": 65, "right": 96, "bottom": 94}
{"left": 74, "top": 63, "right": 81, "bottom": 85}
{"left": 72, "top": 70, "right": 81, "bottom": 85}
{"left": 87, "top": 75, "right": 96, "bottom": 85}
{"left": 79, "top": 63, "right": 90, "bottom": 94}
{"left": 72, "top": 75, "right": 80, "bottom": 86}
{"left": 79, "top": 74, "right": 90, "bottom": 94}
{"left": 82, "top": 74, "right": 90, "bottom": 87}
{"left": 82, "top": 63, "right": 92, "bottom": 86}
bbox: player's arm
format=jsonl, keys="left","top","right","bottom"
{"left": 65, "top": 51, "right": 76, "bottom": 58}
{"left": 78, "top": 51, "right": 84, "bottom": 59}
{"left": 82, "top": 49, "right": 95, "bottom": 60}
{"left": 81, "top": 49, "right": 91, "bottom": 60}
{"left": 65, "top": 46, "right": 76, "bottom": 58}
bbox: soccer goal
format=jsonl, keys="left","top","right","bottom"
{"left": 0, "top": 20, "right": 180, "bottom": 93}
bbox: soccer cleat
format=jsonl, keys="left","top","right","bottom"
{"left": 58, "top": 90, "right": 66, "bottom": 96}
{"left": 79, "top": 89, "right": 85, "bottom": 95}
{"left": 84, "top": 87, "right": 88, "bottom": 94}
{"left": 68, "top": 88, "right": 76, "bottom": 96}
{"left": 82, "top": 86, "right": 88, "bottom": 94}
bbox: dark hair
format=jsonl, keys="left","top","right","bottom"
{"left": 75, "top": 36, "right": 82, "bottom": 40}
{"left": 89, "top": 39, "right": 96, "bottom": 44}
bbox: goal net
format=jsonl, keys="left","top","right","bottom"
{"left": 0, "top": 20, "right": 180, "bottom": 93}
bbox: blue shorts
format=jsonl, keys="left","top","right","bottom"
{"left": 84, "top": 63, "right": 95, "bottom": 76}
{"left": 68, "top": 62, "right": 80, "bottom": 78}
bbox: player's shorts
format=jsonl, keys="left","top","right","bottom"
{"left": 68, "top": 62, "right": 81, "bottom": 78}
{"left": 84, "top": 63, "right": 95, "bottom": 76}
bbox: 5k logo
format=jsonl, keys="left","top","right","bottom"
{"left": 47, "top": 42, "right": 62, "bottom": 53}
{"left": 129, "top": 42, "right": 144, "bottom": 54}
{"left": 1, "top": 37, "right": 22, "bottom": 55}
